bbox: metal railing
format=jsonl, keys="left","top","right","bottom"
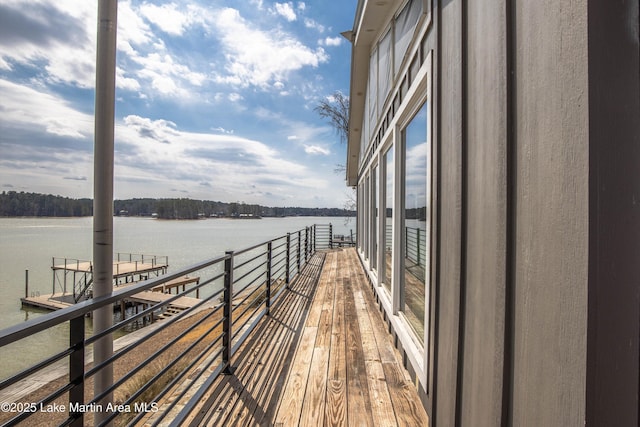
{"left": 405, "top": 226, "right": 427, "bottom": 269}
{"left": 0, "top": 223, "right": 334, "bottom": 427}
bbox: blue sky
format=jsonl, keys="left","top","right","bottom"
{"left": 0, "top": 0, "right": 356, "bottom": 208}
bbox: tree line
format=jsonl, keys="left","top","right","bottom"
{"left": 0, "top": 191, "right": 355, "bottom": 219}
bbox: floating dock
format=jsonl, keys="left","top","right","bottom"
{"left": 21, "top": 254, "right": 201, "bottom": 318}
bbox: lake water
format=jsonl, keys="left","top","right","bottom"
{"left": 0, "top": 216, "right": 354, "bottom": 377}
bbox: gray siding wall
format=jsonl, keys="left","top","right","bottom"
{"left": 432, "top": 0, "right": 638, "bottom": 426}
{"left": 461, "top": 0, "right": 509, "bottom": 426}
{"left": 434, "top": 0, "right": 463, "bottom": 425}
{"left": 512, "top": 1, "right": 589, "bottom": 425}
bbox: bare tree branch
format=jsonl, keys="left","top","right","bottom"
{"left": 314, "top": 91, "right": 349, "bottom": 144}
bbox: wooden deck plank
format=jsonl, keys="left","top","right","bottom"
{"left": 250, "top": 255, "right": 325, "bottom": 425}
{"left": 299, "top": 295, "right": 334, "bottom": 424}
{"left": 349, "top": 249, "right": 430, "bottom": 427}
{"left": 347, "top": 254, "right": 397, "bottom": 427}
{"left": 297, "top": 253, "right": 335, "bottom": 426}
{"left": 324, "top": 250, "right": 347, "bottom": 427}
{"left": 299, "top": 346, "right": 329, "bottom": 425}
{"left": 228, "top": 260, "right": 320, "bottom": 426}
{"left": 344, "top": 265, "right": 375, "bottom": 427}
{"left": 273, "top": 325, "right": 317, "bottom": 426}
{"left": 225, "top": 310, "right": 299, "bottom": 424}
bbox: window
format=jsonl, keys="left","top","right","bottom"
{"left": 401, "top": 101, "right": 428, "bottom": 344}
{"left": 383, "top": 145, "right": 394, "bottom": 292}
{"left": 371, "top": 166, "right": 378, "bottom": 271}
{"left": 394, "top": 0, "right": 423, "bottom": 75}
{"left": 368, "top": 47, "right": 378, "bottom": 142}
{"left": 364, "top": 173, "right": 370, "bottom": 261}
{"left": 378, "top": 28, "right": 393, "bottom": 116}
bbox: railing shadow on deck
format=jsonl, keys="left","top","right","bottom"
{"left": 0, "top": 224, "right": 334, "bottom": 427}
{"left": 185, "top": 253, "right": 326, "bottom": 426}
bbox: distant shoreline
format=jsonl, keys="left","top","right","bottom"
{"left": 0, "top": 191, "right": 355, "bottom": 219}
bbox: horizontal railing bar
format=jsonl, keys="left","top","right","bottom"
{"left": 271, "top": 256, "right": 286, "bottom": 271}
{"left": 86, "top": 291, "right": 224, "bottom": 378}
{"left": 233, "top": 247, "right": 267, "bottom": 270}
{"left": 232, "top": 235, "right": 281, "bottom": 256}
{"left": 87, "top": 280, "right": 224, "bottom": 347}
{"left": 4, "top": 377, "right": 74, "bottom": 426}
{"left": 95, "top": 313, "right": 223, "bottom": 421}
{"left": 270, "top": 281, "right": 288, "bottom": 305}
{"left": 91, "top": 309, "right": 225, "bottom": 409}
{"left": 231, "top": 306, "right": 268, "bottom": 356}
{"left": 147, "top": 342, "right": 225, "bottom": 427}
{"left": 271, "top": 246, "right": 287, "bottom": 258}
{"left": 86, "top": 273, "right": 225, "bottom": 345}
{"left": 232, "top": 283, "right": 267, "bottom": 316}
{"left": 271, "top": 256, "right": 287, "bottom": 269}
{"left": 233, "top": 259, "right": 267, "bottom": 283}
{"left": 0, "top": 346, "right": 73, "bottom": 392}
{"left": 232, "top": 288, "right": 267, "bottom": 324}
{"left": 233, "top": 261, "right": 267, "bottom": 289}
{"left": 271, "top": 263, "right": 286, "bottom": 279}
{"left": 166, "top": 350, "right": 227, "bottom": 427}
{"left": 271, "top": 240, "right": 287, "bottom": 251}
{"left": 147, "top": 344, "right": 225, "bottom": 427}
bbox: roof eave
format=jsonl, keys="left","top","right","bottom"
{"left": 345, "top": 0, "right": 401, "bottom": 187}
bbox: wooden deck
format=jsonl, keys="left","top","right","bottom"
{"left": 184, "top": 248, "right": 429, "bottom": 427}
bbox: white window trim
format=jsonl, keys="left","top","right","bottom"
{"left": 359, "top": 50, "right": 433, "bottom": 390}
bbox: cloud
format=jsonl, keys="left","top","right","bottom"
{"left": 0, "top": 0, "right": 353, "bottom": 207}
{"left": 0, "top": 1, "right": 96, "bottom": 88}
{"left": 123, "top": 115, "right": 179, "bottom": 144}
{"left": 0, "top": 79, "right": 93, "bottom": 140}
{"left": 139, "top": 2, "right": 196, "bottom": 36}
{"left": 304, "top": 145, "right": 330, "bottom": 155}
{"left": 125, "top": 47, "right": 207, "bottom": 98}
{"left": 116, "top": 67, "right": 141, "bottom": 91}
{"left": 114, "top": 1, "right": 210, "bottom": 100}
{"left": 113, "top": 113, "right": 331, "bottom": 203}
{"left": 304, "top": 18, "right": 325, "bottom": 33}
{"left": 321, "top": 36, "right": 343, "bottom": 47}
{"left": 212, "top": 127, "right": 234, "bottom": 134}
{"left": 273, "top": 2, "right": 297, "bottom": 21}
{"left": 209, "top": 8, "right": 329, "bottom": 89}
{"left": 228, "top": 93, "right": 243, "bottom": 102}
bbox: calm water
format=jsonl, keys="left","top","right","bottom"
{"left": 0, "top": 216, "right": 353, "bottom": 377}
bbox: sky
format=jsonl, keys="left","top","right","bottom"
{"left": 0, "top": 0, "right": 357, "bottom": 208}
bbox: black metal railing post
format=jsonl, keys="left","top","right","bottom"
{"left": 266, "top": 242, "right": 272, "bottom": 315}
{"left": 297, "top": 230, "right": 301, "bottom": 272}
{"left": 417, "top": 228, "right": 421, "bottom": 267}
{"left": 312, "top": 224, "right": 316, "bottom": 252}
{"left": 329, "top": 223, "right": 333, "bottom": 249}
{"left": 285, "top": 233, "right": 291, "bottom": 288}
{"left": 305, "top": 227, "right": 309, "bottom": 263}
{"left": 69, "top": 315, "right": 85, "bottom": 426}
{"left": 222, "top": 251, "right": 234, "bottom": 374}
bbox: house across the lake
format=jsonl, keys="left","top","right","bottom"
{"left": 344, "top": 0, "right": 639, "bottom": 426}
